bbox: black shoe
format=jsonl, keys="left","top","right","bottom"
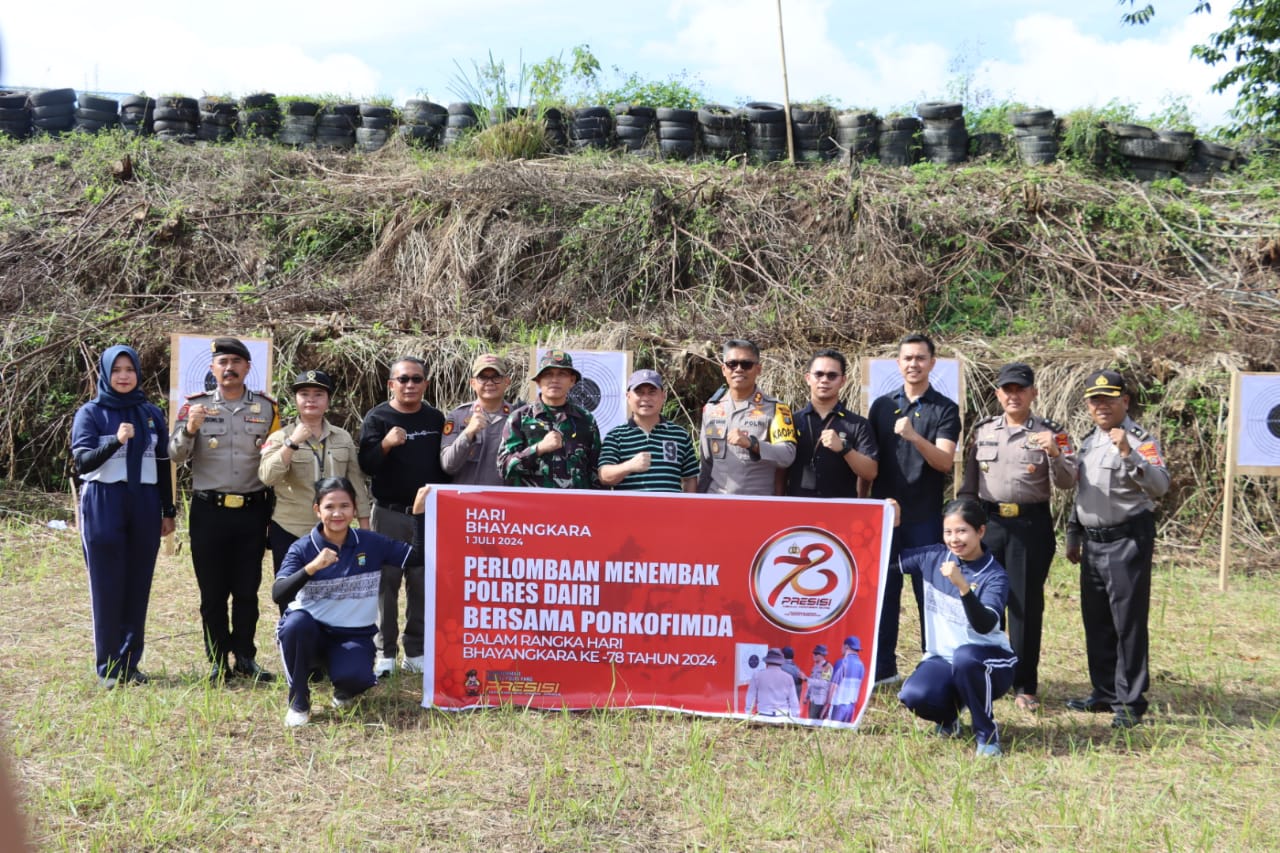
{"left": 1066, "top": 696, "right": 1112, "bottom": 713}
{"left": 124, "top": 670, "right": 150, "bottom": 685}
{"left": 233, "top": 658, "right": 276, "bottom": 683}
{"left": 1111, "top": 709, "right": 1142, "bottom": 729}
{"left": 209, "top": 661, "right": 230, "bottom": 685}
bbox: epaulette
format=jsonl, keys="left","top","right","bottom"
{"left": 1127, "top": 423, "right": 1150, "bottom": 441}
{"left": 1080, "top": 425, "right": 1098, "bottom": 440}
{"left": 707, "top": 385, "right": 727, "bottom": 404}
{"left": 975, "top": 414, "right": 1001, "bottom": 428}
{"left": 1040, "top": 417, "right": 1064, "bottom": 433}
{"left": 254, "top": 390, "right": 278, "bottom": 406}
{"left": 184, "top": 390, "right": 209, "bottom": 400}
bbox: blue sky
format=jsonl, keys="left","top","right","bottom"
{"left": 0, "top": 1, "right": 1240, "bottom": 129}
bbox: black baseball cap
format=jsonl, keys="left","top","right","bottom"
{"left": 995, "top": 362, "right": 1034, "bottom": 388}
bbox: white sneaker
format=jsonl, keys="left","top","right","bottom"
{"left": 401, "top": 655, "right": 425, "bottom": 674}
{"left": 284, "top": 708, "right": 310, "bottom": 727}
{"left": 373, "top": 656, "right": 396, "bottom": 678}
{"left": 99, "top": 676, "right": 118, "bottom": 690}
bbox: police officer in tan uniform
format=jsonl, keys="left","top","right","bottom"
{"left": 170, "top": 337, "right": 280, "bottom": 683}
{"left": 959, "top": 362, "right": 1076, "bottom": 712}
{"left": 697, "top": 339, "right": 796, "bottom": 495}
{"left": 1065, "top": 369, "right": 1170, "bottom": 728}
{"left": 440, "top": 353, "right": 512, "bottom": 486}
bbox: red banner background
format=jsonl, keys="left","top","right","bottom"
{"left": 422, "top": 487, "right": 891, "bottom": 728}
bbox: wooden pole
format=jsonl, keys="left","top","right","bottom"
{"left": 775, "top": 0, "right": 796, "bottom": 165}
{"left": 1218, "top": 371, "right": 1240, "bottom": 591}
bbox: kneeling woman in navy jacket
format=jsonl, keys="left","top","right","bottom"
{"left": 273, "top": 477, "right": 427, "bottom": 727}
{"left": 894, "top": 498, "right": 1017, "bottom": 757}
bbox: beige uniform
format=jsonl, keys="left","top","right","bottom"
{"left": 698, "top": 389, "right": 796, "bottom": 495}
{"left": 959, "top": 414, "right": 1077, "bottom": 508}
{"left": 169, "top": 388, "right": 279, "bottom": 493}
{"left": 258, "top": 422, "right": 371, "bottom": 537}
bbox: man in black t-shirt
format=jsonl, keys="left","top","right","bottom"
{"left": 866, "top": 334, "right": 961, "bottom": 686}
{"left": 358, "top": 356, "right": 448, "bottom": 677}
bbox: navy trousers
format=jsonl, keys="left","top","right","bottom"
{"left": 875, "top": 516, "right": 941, "bottom": 681}
{"left": 277, "top": 609, "right": 377, "bottom": 713}
{"left": 898, "top": 644, "right": 1017, "bottom": 746}
{"left": 80, "top": 480, "right": 161, "bottom": 679}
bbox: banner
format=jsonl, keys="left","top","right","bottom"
{"left": 422, "top": 487, "right": 892, "bottom": 728}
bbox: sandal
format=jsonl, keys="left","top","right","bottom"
{"left": 1014, "top": 693, "right": 1041, "bottom": 712}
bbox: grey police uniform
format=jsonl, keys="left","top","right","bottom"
{"left": 170, "top": 388, "right": 278, "bottom": 672}
{"left": 959, "top": 413, "right": 1076, "bottom": 698}
{"left": 697, "top": 389, "right": 797, "bottom": 495}
{"left": 1066, "top": 415, "right": 1170, "bottom": 718}
{"left": 440, "top": 401, "right": 511, "bottom": 486}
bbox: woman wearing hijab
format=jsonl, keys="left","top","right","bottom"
{"left": 71, "top": 345, "right": 176, "bottom": 688}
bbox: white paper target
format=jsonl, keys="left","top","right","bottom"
{"left": 1236, "top": 373, "right": 1280, "bottom": 471}
{"left": 169, "top": 334, "right": 273, "bottom": 427}
{"left": 862, "top": 358, "right": 961, "bottom": 412}
{"left": 735, "top": 642, "right": 769, "bottom": 686}
{"left": 531, "top": 348, "right": 631, "bottom": 436}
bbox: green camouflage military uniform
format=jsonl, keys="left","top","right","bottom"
{"left": 498, "top": 399, "right": 601, "bottom": 489}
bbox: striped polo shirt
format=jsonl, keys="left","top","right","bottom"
{"left": 599, "top": 418, "right": 699, "bottom": 492}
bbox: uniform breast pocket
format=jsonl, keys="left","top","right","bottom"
{"left": 243, "top": 420, "right": 270, "bottom": 447}
{"left": 200, "top": 419, "right": 228, "bottom": 438}
{"left": 705, "top": 425, "right": 727, "bottom": 458}
{"left": 975, "top": 444, "right": 999, "bottom": 463}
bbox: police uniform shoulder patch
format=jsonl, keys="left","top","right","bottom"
{"left": 1136, "top": 441, "right": 1163, "bottom": 466}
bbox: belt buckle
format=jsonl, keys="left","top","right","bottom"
{"left": 997, "top": 502, "right": 1019, "bottom": 518}
{"left": 222, "top": 493, "right": 245, "bottom": 509}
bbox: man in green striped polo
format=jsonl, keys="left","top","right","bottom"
{"left": 598, "top": 369, "right": 699, "bottom": 493}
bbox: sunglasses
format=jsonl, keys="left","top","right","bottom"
{"left": 394, "top": 375, "right": 426, "bottom": 385}
{"left": 810, "top": 370, "right": 842, "bottom": 380}
{"left": 723, "top": 359, "right": 757, "bottom": 371}
{"left": 475, "top": 373, "right": 505, "bottom": 384}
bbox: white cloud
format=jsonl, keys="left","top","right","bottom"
{"left": 974, "top": 9, "right": 1238, "bottom": 126}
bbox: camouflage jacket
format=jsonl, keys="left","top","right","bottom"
{"left": 497, "top": 399, "right": 601, "bottom": 489}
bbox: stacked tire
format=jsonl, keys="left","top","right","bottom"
{"left": 120, "top": 96, "right": 154, "bottom": 136}
{"left": 791, "top": 105, "right": 836, "bottom": 164}
{"left": 278, "top": 100, "right": 319, "bottom": 147}
{"left": 197, "top": 97, "right": 238, "bottom": 142}
{"left": 399, "top": 100, "right": 446, "bottom": 149}
{"left": 1184, "top": 139, "right": 1236, "bottom": 184}
{"left": 316, "top": 104, "right": 358, "bottom": 150}
{"left": 917, "top": 102, "right": 967, "bottom": 164}
{"left": 444, "top": 103, "right": 480, "bottom": 148}
{"left": 835, "top": 111, "right": 878, "bottom": 161}
{"left": 877, "top": 116, "right": 920, "bottom": 167}
{"left": 238, "top": 93, "right": 281, "bottom": 141}
{"left": 613, "top": 105, "right": 655, "bottom": 154}
{"left": 543, "top": 108, "right": 568, "bottom": 152}
{"left": 569, "top": 106, "right": 611, "bottom": 151}
{"left": 1011, "top": 109, "right": 1057, "bottom": 165}
{"left": 74, "top": 94, "right": 119, "bottom": 135}
{"left": 29, "top": 88, "right": 77, "bottom": 135}
{"left": 0, "top": 90, "right": 31, "bottom": 140}
{"left": 745, "top": 101, "right": 787, "bottom": 164}
{"left": 357, "top": 104, "right": 393, "bottom": 152}
{"left": 656, "top": 107, "right": 697, "bottom": 160}
{"left": 698, "top": 105, "right": 744, "bottom": 160}
{"left": 1109, "top": 124, "right": 1191, "bottom": 181}
{"left": 153, "top": 96, "right": 199, "bottom": 142}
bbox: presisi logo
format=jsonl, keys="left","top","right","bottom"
{"left": 749, "top": 527, "right": 856, "bottom": 632}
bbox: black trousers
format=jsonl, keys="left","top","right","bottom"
{"left": 1079, "top": 513, "right": 1156, "bottom": 716}
{"left": 983, "top": 507, "right": 1055, "bottom": 696}
{"left": 189, "top": 497, "right": 271, "bottom": 665}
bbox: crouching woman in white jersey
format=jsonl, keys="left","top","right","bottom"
{"left": 891, "top": 498, "right": 1017, "bottom": 757}
{"left": 273, "top": 477, "right": 428, "bottom": 727}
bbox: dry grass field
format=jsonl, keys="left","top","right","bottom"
{"left": 1, "top": 512, "right": 1277, "bottom": 851}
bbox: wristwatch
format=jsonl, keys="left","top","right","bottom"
{"left": 283, "top": 438, "right": 300, "bottom": 450}
{"left": 841, "top": 437, "right": 852, "bottom": 455}
{"left": 748, "top": 435, "right": 760, "bottom": 455}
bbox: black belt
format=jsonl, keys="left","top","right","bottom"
{"left": 194, "top": 489, "right": 271, "bottom": 509}
{"left": 981, "top": 500, "right": 1049, "bottom": 520}
{"left": 1083, "top": 511, "right": 1153, "bottom": 543}
{"left": 374, "top": 498, "right": 414, "bottom": 514}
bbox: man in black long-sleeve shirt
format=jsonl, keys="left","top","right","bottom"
{"left": 358, "top": 356, "right": 447, "bottom": 676}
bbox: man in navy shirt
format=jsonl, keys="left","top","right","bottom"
{"left": 866, "top": 334, "right": 961, "bottom": 685}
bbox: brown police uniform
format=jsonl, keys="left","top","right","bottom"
{"left": 697, "top": 389, "right": 797, "bottom": 495}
